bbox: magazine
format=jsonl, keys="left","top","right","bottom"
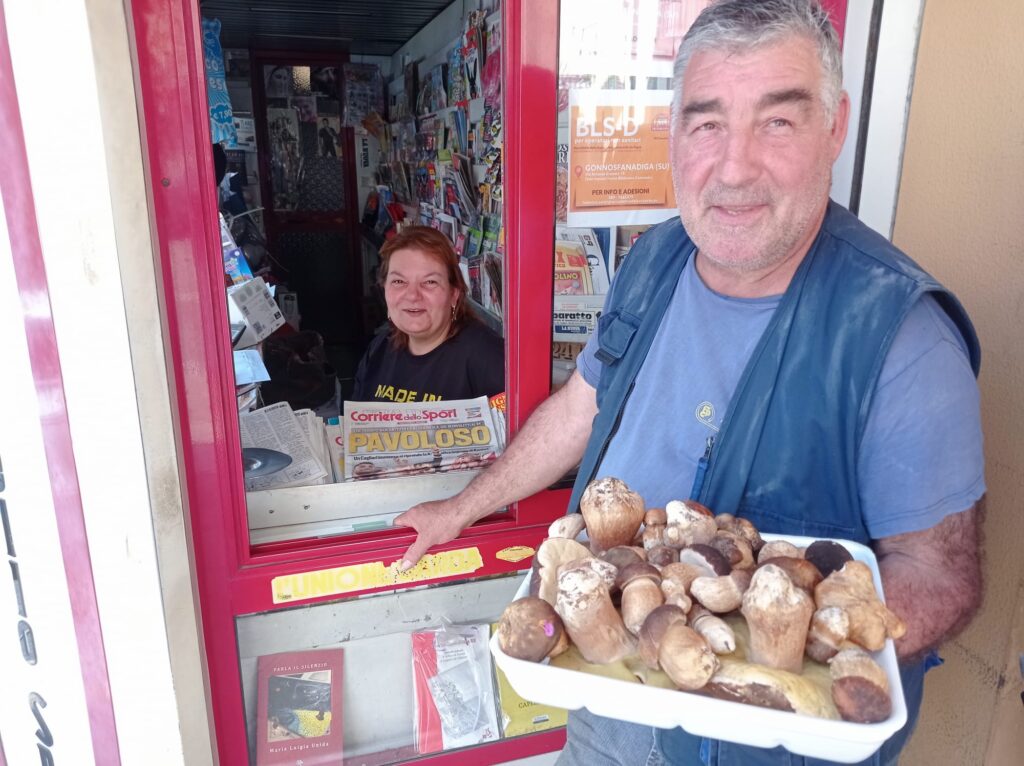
{"left": 342, "top": 396, "right": 502, "bottom": 481}
{"left": 556, "top": 225, "right": 610, "bottom": 294}
{"left": 553, "top": 240, "right": 594, "bottom": 296}
{"left": 256, "top": 648, "right": 345, "bottom": 765}
{"left": 411, "top": 624, "right": 499, "bottom": 755}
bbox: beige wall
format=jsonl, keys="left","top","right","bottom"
{"left": 893, "top": 1, "right": 1024, "bottom": 763}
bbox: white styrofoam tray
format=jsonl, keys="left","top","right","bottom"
{"left": 489, "top": 534, "right": 906, "bottom": 763}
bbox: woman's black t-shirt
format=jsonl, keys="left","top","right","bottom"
{"left": 351, "top": 321, "right": 505, "bottom": 403}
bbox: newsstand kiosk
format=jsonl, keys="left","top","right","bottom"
{"left": 124, "top": 0, "right": 852, "bottom": 763}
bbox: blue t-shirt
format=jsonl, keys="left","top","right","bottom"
{"left": 577, "top": 256, "right": 985, "bottom": 540}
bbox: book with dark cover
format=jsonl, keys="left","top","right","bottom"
{"left": 256, "top": 648, "right": 345, "bottom": 765}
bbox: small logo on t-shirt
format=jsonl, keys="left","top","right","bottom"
{"left": 695, "top": 401, "right": 719, "bottom": 432}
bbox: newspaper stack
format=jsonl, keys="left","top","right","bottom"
{"left": 343, "top": 396, "right": 503, "bottom": 481}
{"left": 239, "top": 402, "right": 330, "bottom": 491}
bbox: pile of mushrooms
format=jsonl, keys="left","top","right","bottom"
{"left": 495, "top": 477, "right": 907, "bottom": 724}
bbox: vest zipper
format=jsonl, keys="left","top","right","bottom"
{"left": 688, "top": 435, "right": 715, "bottom": 501}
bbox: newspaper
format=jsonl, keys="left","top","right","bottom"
{"left": 343, "top": 396, "right": 502, "bottom": 481}
{"left": 239, "top": 402, "right": 328, "bottom": 490}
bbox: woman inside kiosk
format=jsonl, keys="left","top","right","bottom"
{"left": 351, "top": 226, "right": 504, "bottom": 404}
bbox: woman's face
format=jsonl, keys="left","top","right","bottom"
{"left": 384, "top": 248, "right": 458, "bottom": 354}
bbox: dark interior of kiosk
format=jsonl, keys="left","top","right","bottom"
{"left": 202, "top": 0, "right": 504, "bottom": 417}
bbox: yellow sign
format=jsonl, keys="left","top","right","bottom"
{"left": 495, "top": 545, "right": 535, "bottom": 563}
{"left": 271, "top": 547, "right": 485, "bottom": 604}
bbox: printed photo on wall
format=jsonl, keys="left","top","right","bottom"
{"left": 292, "top": 96, "right": 318, "bottom": 124}
{"left": 265, "top": 65, "right": 294, "bottom": 98}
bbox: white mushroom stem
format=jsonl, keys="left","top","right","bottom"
{"left": 741, "top": 564, "right": 814, "bottom": 673}
{"left": 688, "top": 606, "right": 736, "bottom": 654}
{"left": 806, "top": 606, "right": 850, "bottom": 663}
{"left": 555, "top": 560, "right": 636, "bottom": 664}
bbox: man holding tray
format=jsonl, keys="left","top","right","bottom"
{"left": 396, "top": 1, "right": 984, "bottom": 763}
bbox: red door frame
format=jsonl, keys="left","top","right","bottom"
{"left": 125, "top": 0, "right": 562, "bottom": 762}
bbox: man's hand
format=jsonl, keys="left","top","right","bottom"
{"left": 393, "top": 497, "right": 478, "bottom": 571}
{"left": 875, "top": 502, "right": 983, "bottom": 661}
{"left": 391, "top": 371, "right": 599, "bottom": 571}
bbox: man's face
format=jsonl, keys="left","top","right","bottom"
{"left": 671, "top": 37, "right": 849, "bottom": 274}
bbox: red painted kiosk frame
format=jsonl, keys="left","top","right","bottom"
{"left": 126, "top": 0, "right": 563, "bottom": 763}
{"left": 124, "top": 0, "right": 847, "bottom": 762}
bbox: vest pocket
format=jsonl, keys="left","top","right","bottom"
{"left": 594, "top": 311, "right": 640, "bottom": 365}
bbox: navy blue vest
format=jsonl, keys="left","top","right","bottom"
{"left": 568, "top": 201, "right": 980, "bottom": 546}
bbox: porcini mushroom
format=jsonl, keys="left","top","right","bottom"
{"left": 618, "top": 562, "right": 664, "bottom": 635}
{"left": 741, "top": 563, "right": 814, "bottom": 673}
{"left": 547, "top": 513, "right": 586, "bottom": 541}
{"left": 756, "top": 555, "right": 823, "bottom": 595}
{"left": 690, "top": 569, "right": 752, "bottom": 614}
{"left": 688, "top": 605, "right": 737, "bottom": 654}
{"left": 709, "top": 531, "right": 756, "bottom": 571}
{"left": 532, "top": 537, "right": 593, "bottom": 606}
{"left": 663, "top": 500, "right": 718, "bottom": 548}
{"left": 829, "top": 648, "right": 892, "bottom": 723}
{"left": 757, "top": 539, "right": 802, "bottom": 564}
{"left": 803, "top": 540, "right": 854, "bottom": 578}
{"left": 806, "top": 606, "right": 851, "bottom": 664}
{"left": 555, "top": 558, "right": 636, "bottom": 664}
{"left": 814, "top": 561, "right": 906, "bottom": 651}
{"left": 659, "top": 562, "right": 704, "bottom": 610}
{"left": 579, "top": 477, "right": 646, "bottom": 554}
{"left": 637, "top": 604, "right": 688, "bottom": 669}
{"left": 646, "top": 545, "right": 680, "bottom": 569}
{"left": 658, "top": 623, "right": 719, "bottom": 690}
{"left": 497, "top": 596, "right": 569, "bottom": 662}
{"left": 714, "top": 513, "right": 764, "bottom": 553}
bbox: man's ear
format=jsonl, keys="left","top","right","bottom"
{"left": 830, "top": 90, "right": 851, "bottom": 161}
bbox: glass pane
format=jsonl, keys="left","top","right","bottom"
{"left": 551, "top": 0, "right": 711, "bottom": 389}
{"left": 228, "top": 5, "right": 507, "bottom": 547}
{"left": 237, "top": 574, "right": 560, "bottom": 763}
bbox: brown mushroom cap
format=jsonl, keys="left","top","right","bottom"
{"left": 679, "top": 544, "right": 732, "bottom": 576}
{"left": 757, "top": 539, "right": 803, "bottom": 564}
{"left": 644, "top": 508, "right": 668, "bottom": 526}
{"left": 647, "top": 545, "right": 680, "bottom": 569}
{"left": 658, "top": 623, "right": 719, "bottom": 690}
{"left": 615, "top": 561, "right": 661, "bottom": 592}
{"left": 579, "top": 477, "right": 646, "bottom": 554}
{"left": 709, "top": 531, "right": 756, "bottom": 570}
{"left": 714, "top": 513, "right": 765, "bottom": 552}
{"left": 497, "top": 596, "right": 569, "bottom": 662}
{"left": 637, "top": 604, "right": 688, "bottom": 669}
{"left": 757, "top": 555, "right": 823, "bottom": 595}
{"left": 829, "top": 648, "right": 892, "bottom": 723}
{"left": 601, "top": 545, "right": 644, "bottom": 572}
{"left": 804, "top": 540, "right": 854, "bottom": 578}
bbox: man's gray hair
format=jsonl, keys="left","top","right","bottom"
{"left": 672, "top": 0, "right": 843, "bottom": 125}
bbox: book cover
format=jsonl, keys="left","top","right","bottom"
{"left": 256, "top": 648, "right": 345, "bottom": 765}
